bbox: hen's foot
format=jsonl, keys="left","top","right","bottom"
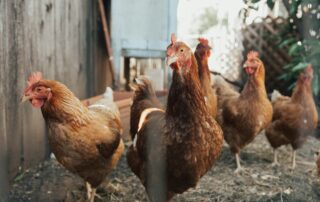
{"left": 234, "top": 167, "right": 244, "bottom": 174}
{"left": 271, "top": 161, "right": 280, "bottom": 167}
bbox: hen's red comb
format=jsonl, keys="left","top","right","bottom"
{"left": 305, "top": 64, "right": 313, "bottom": 75}
{"left": 171, "top": 33, "right": 177, "bottom": 44}
{"left": 198, "top": 38, "right": 209, "bottom": 46}
{"left": 247, "top": 51, "right": 259, "bottom": 60}
{"left": 27, "top": 72, "right": 43, "bottom": 87}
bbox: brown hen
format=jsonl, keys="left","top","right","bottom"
{"left": 126, "top": 34, "right": 223, "bottom": 201}
{"left": 194, "top": 38, "right": 218, "bottom": 118}
{"left": 266, "top": 65, "right": 318, "bottom": 169}
{"left": 216, "top": 51, "right": 273, "bottom": 173}
{"left": 21, "top": 73, "right": 124, "bottom": 202}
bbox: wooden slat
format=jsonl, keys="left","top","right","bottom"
{"left": 97, "top": 0, "right": 116, "bottom": 86}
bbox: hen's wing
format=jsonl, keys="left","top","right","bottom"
{"left": 271, "top": 91, "right": 304, "bottom": 126}
{"left": 127, "top": 110, "right": 167, "bottom": 200}
{"left": 214, "top": 75, "right": 240, "bottom": 109}
{"left": 89, "top": 106, "right": 123, "bottom": 159}
{"left": 271, "top": 90, "right": 290, "bottom": 102}
{"left": 130, "top": 77, "right": 163, "bottom": 139}
{"left": 266, "top": 97, "right": 304, "bottom": 148}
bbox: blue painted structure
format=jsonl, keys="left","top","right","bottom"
{"left": 111, "top": 0, "right": 179, "bottom": 82}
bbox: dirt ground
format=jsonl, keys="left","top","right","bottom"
{"left": 8, "top": 133, "right": 320, "bottom": 202}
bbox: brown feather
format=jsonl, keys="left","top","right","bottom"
{"left": 129, "top": 77, "right": 163, "bottom": 139}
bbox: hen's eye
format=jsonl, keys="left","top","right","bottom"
{"left": 36, "top": 88, "right": 41, "bottom": 92}
{"left": 180, "top": 49, "right": 184, "bottom": 52}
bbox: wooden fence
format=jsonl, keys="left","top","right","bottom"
{"left": 242, "top": 16, "right": 295, "bottom": 94}
{"left": 0, "top": 0, "right": 112, "bottom": 200}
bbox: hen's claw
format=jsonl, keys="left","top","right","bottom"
{"left": 271, "top": 149, "right": 280, "bottom": 167}
{"left": 234, "top": 153, "right": 243, "bottom": 174}
{"left": 271, "top": 161, "right": 280, "bottom": 167}
{"left": 86, "top": 182, "right": 92, "bottom": 200}
{"left": 291, "top": 150, "right": 296, "bottom": 170}
{"left": 234, "top": 167, "right": 243, "bottom": 174}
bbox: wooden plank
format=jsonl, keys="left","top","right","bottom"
{"left": 97, "top": 0, "right": 116, "bottom": 86}
{"left": 121, "top": 39, "right": 168, "bottom": 50}
{"left": 21, "top": 0, "right": 50, "bottom": 170}
{"left": 4, "top": 0, "right": 24, "bottom": 180}
{"left": 122, "top": 49, "right": 166, "bottom": 58}
{"left": 92, "top": 0, "right": 111, "bottom": 96}
{"left": 0, "top": 1, "right": 9, "bottom": 199}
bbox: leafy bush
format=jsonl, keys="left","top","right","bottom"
{"left": 244, "top": 0, "right": 320, "bottom": 96}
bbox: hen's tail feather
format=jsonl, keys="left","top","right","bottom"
{"left": 103, "top": 87, "right": 114, "bottom": 102}
{"left": 210, "top": 71, "right": 242, "bottom": 88}
{"left": 214, "top": 76, "right": 239, "bottom": 93}
{"left": 271, "top": 90, "right": 283, "bottom": 102}
{"left": 214, "top": 76, "right": 239, "bottom": 99}
{"left": 131, "top": 76, "right": 157, "bottom": 98}
{"left": 130, "top": 76, "right": 163, "bottom": 140}
{"left": 89, "top": 86, "right": 120, "bottom": 118}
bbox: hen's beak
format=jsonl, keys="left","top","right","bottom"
{"left": 20, "top": 95, "right": 32, "bottom": 103}
{"left": 166, "top": 55, "right": 178, "bottom": 66}
{"left": 243, "top": 63, "right": 248, "bottom": 68}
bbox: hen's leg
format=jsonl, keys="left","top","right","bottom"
{"left": 86, "top": 182, "right": 92, "bottom": 200}
{"left": 291, "top": 150, "right": 296, "bottom": 170}
{"left": 272, "top": 149, "right": 280, "bottom": 167}
{"left": 89, "top": 188, "right": 96, "bottom": 202}
{"left": 234, "top": 153, "right": 242, "bottom": 173}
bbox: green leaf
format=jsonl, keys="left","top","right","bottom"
{"left": 289, "top": 1, "right": 300, "bottom": 15}
{"left": 283, "top": 63, "right": 295, "bottom": 69}
{"left": 303, "top": 39, "right": 320, "bottom": 47}
{"left": 278, "top": 38, "right": 297, "bottom": 48}
{"left": 267, "top": 0, "right": 275, "bottom": 10}
{"left": 309, "top": 47, "right": 320, "bottom": 58}
{"left": 248, "top": 5, "right": 259, "bottom": 10}
{"left": 288, "top": 43, "right": 302, "bottom": 56}
{"left": 14, "top": 173, "right": 25, "bottom": 182}
{"left": 288, "top": 82, "right": 296, "bottom": 90}
{"left": 251, "top": 0, "right": 261, "bottom": 3}
{"left": 277, "top": 74, "right": 289, "bottom": 80}
{"left": 291, "top": 62, "right": 308, "bottom": 72}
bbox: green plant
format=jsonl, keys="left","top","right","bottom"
{"left": 244, "top": 0, "right": 320, "bottom": 96}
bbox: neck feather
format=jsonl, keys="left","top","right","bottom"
{"left": 196, "top": 55, "right": 212, "bottom": 94}
{"left": 166, "top": 56, "right": 207, "bottom": 121}
{"left": 241, "top": 64, "right": 267, "bottom": 98}
{"left": 291, "top": 81, "right": 312, "bottom": 103}
{"left": 41, "top": 82, "right": 90, "bottom": 126}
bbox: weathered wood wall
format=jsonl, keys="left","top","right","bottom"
{"left": 0, "top": 0, "right": 110, "bottom": 200}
